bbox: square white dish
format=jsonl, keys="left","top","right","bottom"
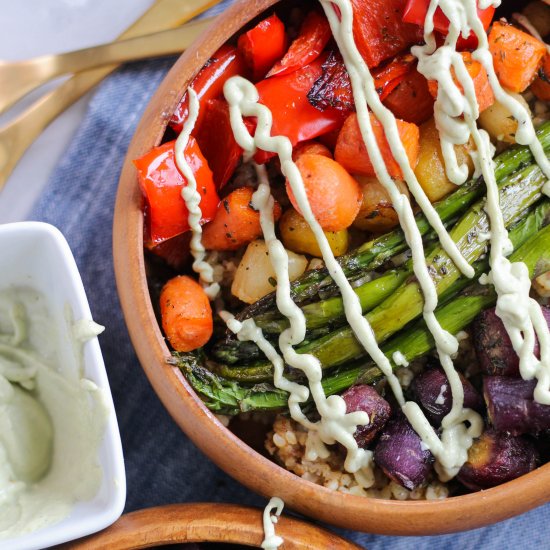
{"left": 0, "top": 221, "right": 126, "bottom": 549}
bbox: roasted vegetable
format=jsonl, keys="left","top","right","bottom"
{"left": 484, "top": 376, "right": 550, "bottom": 436}
{"left": 335, "top": 113, "right": 420, "bottom": 179}
{"left": 135, "top": 139, "right": 219, "bottom": 246}
{"left": 473, "top": 306, "right": 550, "bottom": 377}
{"left": 237, "top": 13, "right": 286, "bottom": 81}
{"left": 374, "top": 412, "right": 434, "bottom": 490}
{"left": 202, "top": 187, "right": 282, "bottom": 252}
{"left": 231, "top": 240, "right": 308, "bottom": 304}
{"left": 279, "top": 208, "right": 349, "bottom": 258}
{"left": 267, "top": 10, "right": 331, "bottom": 78}
{"left": 478, "top": 95, "right": 531, "bottom": 145}
{"left": 488, "top": 21, "right": 546, "bottom": 93}
{"left": 457, "top": 429, "right": 538, "bottom": 491}
{"left": 286, "top": 153, "right": 362, "bottom": 232}
{"left": 169, "top": 44, "right": 246, "bottom": 134}
{"left": 342, "top": 385, "right": 391, "bottom": 447}
{"left": 160, "top": 276, "right": 213, "bottom": 352}
{"left": 410, "top": 367, "right": 483, "bottom": 427}
{"left": 350, "top": 0, "right": 423, "bottom": 68}
{"left": 414, "top": 118, "right": 474, "bottom": 203}
{"left": 352, "top": 177, "right": 410, "bottom": 233}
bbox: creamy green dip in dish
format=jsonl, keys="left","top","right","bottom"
{"left": 0, "top": 288, "right": 109, "bottom": 539}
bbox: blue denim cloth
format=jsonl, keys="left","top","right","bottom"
{"left": 29, "top": 2, "right": 550, "bottom": 548}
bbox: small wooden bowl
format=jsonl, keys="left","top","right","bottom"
{"left": 66, "top": 503, "right": 360, "bottom": 549}
{"left": 114, "top": 0, "right": 550, "bottom": 535}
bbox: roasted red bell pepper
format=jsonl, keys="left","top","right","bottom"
{"left": 195, "top": 98, "right": 246, "bottom": 189}
{"left": 403, "top": 0, "right": 495, "bottom": 50}
{"left": 238, "top": 13, "right": 287, "bottom": 81}
{"left": 169, "top": 44, "right": 246, "bottom": 134}
{"left": 253, "top": 55, "right": 347, "bottom": 164}
{"left": 267, "top": 10, "right": 332, "bottom": 78}
{"left": 135, "top": 138, "right": 219, "bottom": 245}
{"left": 383, "top": 69, "right": 434, "bottom": 124}
{"left": 351, "top": 0, "right": 423, "bottom": 68}
{"left": 308, "top": 51, "right": 416, "bottom": 111}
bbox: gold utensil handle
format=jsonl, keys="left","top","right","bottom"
{"left": 0, "top": 18, "right": 213, "bottom": 115}
{"left": 0, "top": 0, "right": 221, "bottom": 190}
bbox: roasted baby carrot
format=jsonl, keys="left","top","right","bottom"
{"left": 160, "top": 275, "right": 213, "bottom": 352}
{"left": 488, "top": 21, "right": 546, "bottom": 93}
{"left": 334, "top": 113, "right": 420, "bottom": 179}
{"left": 286, "top": 153, "right": 362, "bottom": 232}
{"left": 202, "top": 187, "right": 281, "bottom": 251}
{"left": 427, "top": 52, "right": 495, "bottom": 113}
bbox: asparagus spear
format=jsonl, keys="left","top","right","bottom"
{"left": 214, "top": 164, "right": 549, "bottom": 366}
{"left": 235, "top": 122, "right": 550, "bottom": 319}
{"left": 177, "top": 222, "right": 550, "bottom": 414}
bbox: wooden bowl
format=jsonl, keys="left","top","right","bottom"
{"left": 113, "top": 0, "right": 550, "bottom": 535}
{"left": 66, "top": 503, "right": 360, "bottom": 549}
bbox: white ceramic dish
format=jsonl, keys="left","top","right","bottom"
{"left": 0, "top": 221, "right": 126, "bottom": 550}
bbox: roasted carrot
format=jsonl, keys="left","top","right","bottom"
{"left": 202, "top": 187, "right": 281, "bottom": 251}
{"left": 334, "top": 113, "right": 420, "bottom": 179}
{"left": 488, "top": 21, "right": 546, "bottom": 93}
{"left": 292, "top": 140, "right": 332, "bottom": 161}
{"left": 286, "top": 153, "right": 362, "bottom": 231}
{"left": 531, "top": 54, "right": 550, "bottom": 101}
{"left": 427, "top": 52, "right": 494, "bottom": 113}
{"left": 160, "top": 275, "right": 213, "bottom": 352}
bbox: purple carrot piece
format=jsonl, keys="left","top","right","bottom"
{"left": 457, "top": 429, "right": 538, "bottom": 491}
{"left": 473, "top": 306, "right": 550, "bottom": 377}
{"left": 484, "top": 376, "right": 550, "bottom": 435}
{"left": 411, "top": 367, "right": 484, "bottom": 427}
{"left": 342, "top": 384, "right": 391, "bottom": 448}
{"left": 373, "top": 412, "right": 434, "bottom": 490}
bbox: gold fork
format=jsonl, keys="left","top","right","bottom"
{"left": 0, "top": 19, "right": 213, "bottom": 116}
{"left": 0, "top": 0, "right": 221, "bottom": 191}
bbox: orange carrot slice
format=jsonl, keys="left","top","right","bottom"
{"left": 202, "top": 187, "right": 281, "bottom": 251}
{"left": 334, "top": 113, "right": 420, "bottom": 179}
{"left": 160, "top": 275, "right": 213, "bottom": 352}
{"left": 286, "top": 153, "right": 362, "bottom": 232}
{"left": 427, "top": 52, "right": 495, "bottom": 113}
{"left": 488, "top": 21, "right": 546, "bottom": 93}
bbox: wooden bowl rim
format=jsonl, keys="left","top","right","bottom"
{"left": 67, "top": 503, "right": 361, "bottom": 549}
{"left": 113, "top": 0, "right": 550, "bottom": 536}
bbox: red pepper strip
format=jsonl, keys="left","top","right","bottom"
{"left": 351, "top": 0, "right": 424, "bottom": 68}
{"left": 308, "top": 51, "right": 416, "bottom": 111}
{"left": 267, "top": 11, "right": 332, "bottom": 78}
{"left": 253, "top": 55, "right": 348, "bottom": 164}
{"left": 134, "top": 138, "right": 219, "bottom": 245}
{"left": 373, "top": 53, "right": 416, "bottom": 101}
{"left": 403, "top": 0, "right": 495, "bottom": 50}
{"left": 308, "top": 51, "right": 355, "bottom": 112}
{"left": 238, "top": 13, "right": 287, "bottom": 82}
{"left": 195, "top": 98, "right": 245, "bottom": 189}
{"left": 169, "top": 44, "right": 246, "bottom": 134}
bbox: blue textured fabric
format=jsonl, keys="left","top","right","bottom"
{"left": 28, "top": 2, "right": 550, "bottom": 548}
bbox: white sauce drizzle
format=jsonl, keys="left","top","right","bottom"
{"left": 322, "top": 0, "right": 482, "bottom": 479}
{"left": 174, "top": 89, "right": 220, "bottom": 300}
{"left": 261, "top": 497, "right": 284, "bottom": 550}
